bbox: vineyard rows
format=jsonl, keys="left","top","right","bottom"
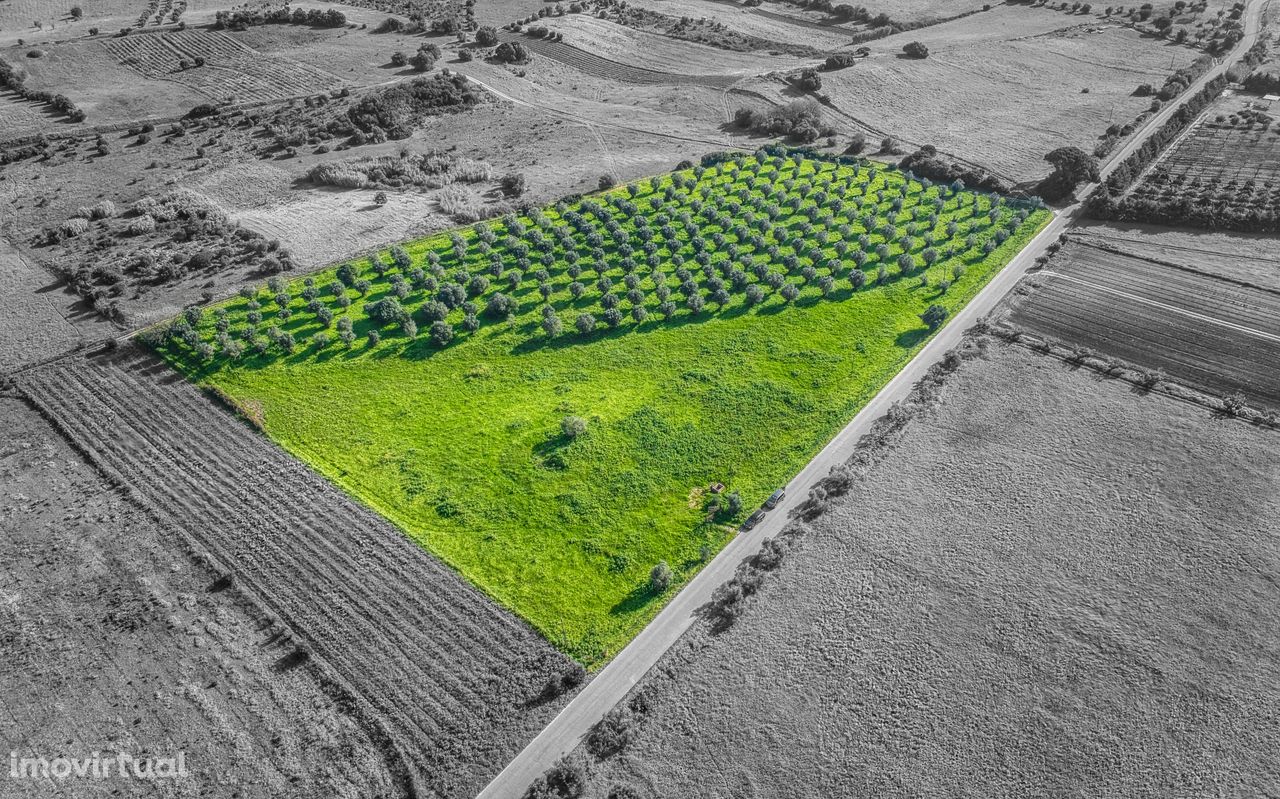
{"left": 498, "top": 31, "right": 742, "bottom": 88}
{"left": 15, "top": 354, "right": 574, "bottom": 798}
{"left": 102, "top": 31, "right": 340, "bottom": 104}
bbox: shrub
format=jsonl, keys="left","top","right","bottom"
{"left": 649, "top": 560, "right": 672, "bottom": 593}
{"left": 920, "top": 303, "right": 948, "bottom": 330}
{"left": 561, "top": 415, "right": 587, "bottom": 438}
{"left": 494, "top": 41, "right": 531, "bottom": 64}
{"left": 902, "top": 41, "right": 929, "bottom": 58}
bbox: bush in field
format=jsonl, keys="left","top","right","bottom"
{"left": 649, "top": 561, "right": 672, "bottom": 594}
{"left": 733, "top": 99, "right": 834, "bottom": 143}
{"left": 494, "top": 41, "right": 531, "bottom": 64}
{"left": 902, "top": 41, "right": 929, "bottom": 58}
{"left": 920, "top": 303, "right": 948, "bottom": 330}
{"left": 561, "top": 415, "right": 587, "bottom": 438}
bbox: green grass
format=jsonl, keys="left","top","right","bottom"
{"left": 157, "top": 152, "right": 1050, "bottom": 665}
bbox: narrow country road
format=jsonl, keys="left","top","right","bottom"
{"left": 476, "top": 3, "right": 1267, "bottom": 795}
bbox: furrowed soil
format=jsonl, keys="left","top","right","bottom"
{"left": 12, "top": 348, "right": 577, "bottom": 799}
{"left": 0, "top": 397, "right": 396, "bottom": 798}
{"left": 565, "top": 340, "right": 1280, "bottom": 799}
{"left": 1071, "top": 220, "right": 1280, "bottom": 293}
{"left": 1008, "top": 241, "right": 1280, "bottom": 407}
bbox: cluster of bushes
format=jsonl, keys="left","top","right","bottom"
{"left": 704, "top": 526, "right": 805, "bottom": 632}
{"left": 215, "top": 6, "right": 348, "bottom": 29}
{"left": 493, "top": 41, "right": 532, "bottom": 64}
{"left": 213, "top": 7, "right": 347, "bottom": 30}
{"left": 898, "top": 145, "right": 1011, "bottom": 195}
{"left": 43, "top": 189, "right": 296, "bottom": 323}
{"left": 308, "top": 151, "right": 494, "bottom": 189}
{"left": 347, "top": 74, "right": 484, "bottom": 140}
{"left": 155, "top": 151, "right": 1037, "bottom": 366}
{"left": 390, "top": 42, "right": 441, "bottom": 72}
{"left": 732, "top": 98, "right": 835, "bottom": 143}
{"left": 0, "top": 57, "right": 86, "bottom": 122}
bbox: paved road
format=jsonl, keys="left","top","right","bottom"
{"left": 475, "top": 4, "right": 1267, "bottom": 795}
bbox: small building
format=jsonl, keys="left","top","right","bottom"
{"left": 1263, "top": 94, "right": 1280, "bottom": 109}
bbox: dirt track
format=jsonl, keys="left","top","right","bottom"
{"left": 12, "top": 348, "right": 578, "bottom": 799}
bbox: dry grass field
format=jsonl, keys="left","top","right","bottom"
{"left": 564, "top": 340, "right": 1280, "bottom": 798}
{"left": 0, "top": 238, "right": 92, "bottom": 371}
{"left": 812, "top": 6, "right": 1199, "bottom": 182}
{"left": 523, "top": 14, "right": 807, "bottom": 79}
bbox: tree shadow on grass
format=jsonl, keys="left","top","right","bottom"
{"left": 895, "top": 327, "right": 929, "bottom": 349}
{"left": 609, "top": 582, "right": 660, "bottom": 617}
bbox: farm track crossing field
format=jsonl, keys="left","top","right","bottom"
{"left": 156, "top": 153, "right": 1049, "bottom": 664}
{"left": 496, "top": 31, "right": 742, "bottom": 88}
{"left": 101, "top": 29, "right": 340, "bottom": 103}
{"left": 1009, "top": 243, "right": 1280, "bottom": 407}
{"left": 13, "top": 353, "right": 573, "bottom": 799}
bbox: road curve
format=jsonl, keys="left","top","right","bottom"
{"left": 475, "top": 3, "right": 1267, "bottom": 795}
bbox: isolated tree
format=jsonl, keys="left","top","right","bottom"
{"left": 649, "top": 561, "right": 673, "bottom": 594}
{"left": 1038, "top": 146, "right": 1100, "bottom": 201}
{"left": 476, "top": 25, "right": 499, "bottom": 46}
{"left": 391, "top": 50, "right": 408, "bottom": 67}
{"left": 374, "top": 191, "right": 388, "bottom": 206}
{"left": 920, "top": 303, "right": 948, "bottom": 330}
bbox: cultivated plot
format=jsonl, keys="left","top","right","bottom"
{"left": 1009, "top": 241, "right": 1280, "bottom": 406}
{"left": 14, "top": 352, "right": 574, "bottom": 799}
{"left": 154, "top": 153, "right": 1049, "bottom": 664}
{"left": 101, "top": 29, "right": 340, "bottom": 104}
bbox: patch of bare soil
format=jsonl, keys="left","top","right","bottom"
{"left": 13, "top": 347, "right": 579, "bottom": 799}
{"left": 562, "top": 340, "right": 1280, "bottom": 799}
{"left": 0, "top": 396, "right": 397, "bottom": 798}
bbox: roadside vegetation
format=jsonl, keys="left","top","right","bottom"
{"left": 152, "top": 150, "right": 1049, "bottom": 664}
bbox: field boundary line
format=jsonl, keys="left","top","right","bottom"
{"left": 1039, "top": 269, "right": 1280, "bottom": 344}
{"left": 1071, "top": 238, "right": 1280, "bottom": 298}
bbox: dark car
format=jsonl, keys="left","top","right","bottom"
{"left": 742, "top": 509, "right": 767, "bottom": 531}
{"left": 764, "top": 488, "right": 786, "bottom": 510}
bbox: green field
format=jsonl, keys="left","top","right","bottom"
{"left": 156, "top": 152, "right": 1050, "bottom": 665}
